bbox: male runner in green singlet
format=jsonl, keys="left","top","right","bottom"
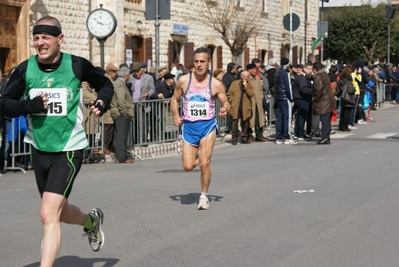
{"left": 0, "top": 16, "right": 114, "bottom": 267}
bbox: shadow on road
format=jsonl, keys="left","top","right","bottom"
{"left": 169, "top": 193, "right": 224, "bottom": 205}
{"left": 24, "top": 256, "right": 120, "bottom": 267}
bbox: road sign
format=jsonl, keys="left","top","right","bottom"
{"left": 317, "top": 21, "right": 329, "bottom": 38}
{"left": 283, "top": 13, "right": 300, "bottom": 31}
{"left": 145, "top": 0, "right": 170, "bottom": 20}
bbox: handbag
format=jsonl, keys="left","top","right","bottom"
{"left": 340, "top": 83, "right": 355, "bottom": 106}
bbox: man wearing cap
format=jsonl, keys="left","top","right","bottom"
{"left": 151, "top": 73, "right": 175, "bottom": 100}
{"left": 130, "top": 62, "right": 155, "bottom": 102}
{"left": 105, "top": 64, "right": 118, "bottom": 81}
{"left": 150, "top": 73, "right": 175, "bottom": 140}
{"left": 110, "top": 66, "right": 135, "bottom": 162}
{"left": 247, "top": 63, "right": 267, "bottom": 142}
{"left": 274, "top": 57, "right": 296, "bottom": 144}
{"left": 100, "top": 65, "right": 118, "bottom": 155}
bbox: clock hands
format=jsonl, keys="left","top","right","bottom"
{"left": 94, "top": 18, "right": 104, "bottom": 26}
{"left": 93, "top": 18, "right": 112, "bottom": 27}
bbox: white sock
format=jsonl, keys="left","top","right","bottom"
{"left": 200, "top": 192, "right": 208, "bottom": 198}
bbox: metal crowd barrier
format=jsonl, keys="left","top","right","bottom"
{"left": 3, "top": 98, "right": 233, "bottom": 172}
{"left": 5, "top": 116, "right": 30, "bottom": 174}
{"left": 82, "top": 102, "right": 104, "bottom": 163}
{"left": 128, "top": 98, "right": 229, "bottom": 147}
{"left": 3, "top": 103, "right": 104, "bottom": 173}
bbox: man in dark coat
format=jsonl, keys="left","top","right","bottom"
{"left": 150, "top": 73, "right": 175, "bottom": 141}
{"left": 312, "top": 62, "right": 336, "bottom": 144}
{"left": 274, "top": 57, "right": 296, "bottom": 144}
{"left": 222, "top": 62, "right": 237, "bottom": 133}
{"left": 151, "top": 73, "right": 175, "bottom": 99}
{"left": 293, "top": 62, "right": 313, "bottom": 140}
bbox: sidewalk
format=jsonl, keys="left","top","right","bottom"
{"left": 101, "top": 101, "right": 398, "bottom": 163}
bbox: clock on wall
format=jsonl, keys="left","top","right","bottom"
{"left": 86, "top": 5, "right": 117, "bottom": 40}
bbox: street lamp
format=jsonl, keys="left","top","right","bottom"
{"left": 320, "top": 0, "right": 329, "bottom": 62}
{"left": 370, "top": 0, "right": 378, "bottom": 9}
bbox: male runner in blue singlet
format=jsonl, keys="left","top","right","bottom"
{"left": 171, "top": 47, "right": 230, "bottom": 210}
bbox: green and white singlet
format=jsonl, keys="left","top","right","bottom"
{"left": 24, "top": 53, "right": 89, "bottom": 152}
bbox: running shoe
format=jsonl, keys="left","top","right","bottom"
{"left": 275, "top": 140, "right": 284, "bottom": 145}
{"left": 284, "top": 139, "right": 298, "bottom": 145}
{"left": 83, "top": 208, "right": 105, "bottom": 252}
{"left": 198, "top": 195, "right": 210, "bottom": 210}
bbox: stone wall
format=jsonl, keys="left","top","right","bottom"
{"left": 27, "top": 0, "right": 318, "bottom": 68}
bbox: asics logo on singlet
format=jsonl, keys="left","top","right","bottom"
{"left": 190, "top": 103, "right": 206, "bottom": 108}
{"left": 47, "top": 93, "right": 61, "bottom": 98}
{"left": 42, "top": 77, "right": 55, "bottom": 83}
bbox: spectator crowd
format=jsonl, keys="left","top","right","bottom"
{"left": 1, "top": 55, "right": 397, "bottom": 171}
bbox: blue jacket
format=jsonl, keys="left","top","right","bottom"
{"left": 274, "top": 68, "right": 293, "bottom": 101}
{"left": 293, "top": 74, "right": 312, "bottom": 101}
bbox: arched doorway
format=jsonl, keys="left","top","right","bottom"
{"left": 168, "top": 40, "right": 185, "bottom": 69}
{"left": 260, "top": 49, "right": 267, "bottom": 64}
{"left": 207, "top": 45, "right": 216, "bottom": 73}
{"left": 281, "top": 43, "right": 290, "bottom": 59}
{"left": 125, "top": 35, "right": 144, "bottom": 67}
{"left": 0, "top": 4, "right": 19, "bottom": 74}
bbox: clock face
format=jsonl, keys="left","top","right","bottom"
{"left": 86, "top": 9, "right": 117, "bottom": 39}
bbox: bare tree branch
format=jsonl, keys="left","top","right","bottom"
{"left": 363, "top": 41, "right": 377, "bottom": 65}
{"left": 199, "top": 0, "right": 262, "bottom": 61}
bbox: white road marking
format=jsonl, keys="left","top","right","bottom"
{"left": 330, "top": 133, "right": 354, "bottom": 139}
{"left": 366, "top": 133, "right": 397, "bottom": 139}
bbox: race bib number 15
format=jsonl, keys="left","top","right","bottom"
{"left": 29, "top": 88, "right": 67, "bottom": 116}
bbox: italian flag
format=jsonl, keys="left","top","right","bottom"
{"left": 311, "top": 37, "right": 324, "bottom": 52}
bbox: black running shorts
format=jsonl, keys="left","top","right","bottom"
{"left": 31, "top": 147, "right": 83, "bottom": 198}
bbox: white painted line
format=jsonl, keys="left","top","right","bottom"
{"left": 330, "top": 133, "right": 354, "bottom": 139}
{"left": 366, "top": 133, "right": 397, "bottom": 139}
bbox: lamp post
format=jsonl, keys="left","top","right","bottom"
{"left": 320, "top": 0, "right": 329, "bottom": 62}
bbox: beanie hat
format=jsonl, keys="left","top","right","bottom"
{"left": 281, "top": 57, "right": 290, "bottom": 67}
{"left": 246, "top": 63, "right": 256, "bottom": 70}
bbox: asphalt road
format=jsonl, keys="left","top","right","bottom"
{"left": 1, "top": 106, "right": 399, "bottom": 267}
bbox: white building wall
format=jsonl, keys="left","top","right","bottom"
{"left": 27, "top": 0, "right": 319, "bottom": 68}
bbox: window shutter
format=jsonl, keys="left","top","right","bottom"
{"left": 292, "top": 46, "right": 298, "bottom": 65}
{"left": 217, "top": 46, "right": 223, "bottom": 69}
{"left": 144, "top": 37, "right": 152, "bottom": 64}
{"left": 184, "top": 42, "right": 194, "bottom": 67}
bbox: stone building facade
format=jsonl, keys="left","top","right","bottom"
{"left": 0, "top": 0, "right": 319, "bottom": 74}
